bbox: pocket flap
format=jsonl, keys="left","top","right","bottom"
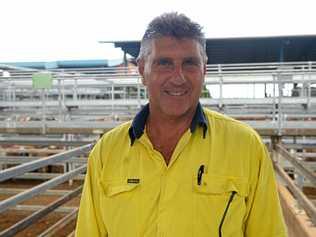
{"left": 193, "top": 174, "right": 249, "bottom": 197}
{"left": 99, "top": 180, "right": 139, "bottom": 197}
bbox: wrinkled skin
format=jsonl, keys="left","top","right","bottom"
{"left": 138, "top": 36, "right": 206, "bottom": 122}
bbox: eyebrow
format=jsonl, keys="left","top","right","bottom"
{"left": 153, "top": 56, "right": 202, "bottom": 63}
{"left": 183, "top": 57, "right": 202, "bottom": 62}
{"left": 153, "top": 57, "right": 172, "bottom": 61}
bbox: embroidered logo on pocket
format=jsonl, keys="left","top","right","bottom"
{"left": 127, "top": 178, "right": 140, "bottom": 184}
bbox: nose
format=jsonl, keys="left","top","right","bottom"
{"left": 171, "top": 64, "right": 186, "bottom": 85}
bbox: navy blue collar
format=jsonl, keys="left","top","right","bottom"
{"left": 128, "top": 103, "right": 208, "bottom": 145}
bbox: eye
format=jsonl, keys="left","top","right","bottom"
{"left": 182, "top": 58, "right": 202, "bottom": 72}
{"left": 156, "top": 58, "right": 173, "bottom": 66}
{"left": 183, "top": 58, "right": 201, "bottom": 67}
{"left": 153, "top": 58, "right": 174, "bottom": 72}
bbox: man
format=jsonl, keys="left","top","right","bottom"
{"left": 76, "top": 13, "right": 287, "bottom": 236}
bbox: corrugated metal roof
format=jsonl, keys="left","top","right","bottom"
{"left": 111, "top": 35, "right": 316, "bottom": 64}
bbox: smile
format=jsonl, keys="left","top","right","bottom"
{"left": 165, "top": 90, "right": 188, "bottom": 96}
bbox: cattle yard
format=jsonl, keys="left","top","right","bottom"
{"left": 1, "top": 62, "right": 316, "bottom": 236}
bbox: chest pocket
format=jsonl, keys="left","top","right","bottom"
{"left": 101, "top": 182, "right": 139, "bottom": 197}
{"left": 98, "top": 179, "right": 141, "bottom": 237}
{"left": 192, "top": 174, "right": 249, "bottom": 237}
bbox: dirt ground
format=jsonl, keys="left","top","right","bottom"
{"left": 0, "top": 210, "right": 76, "bottom": 237}
{"left": 0, "top": 180, "right": 83, "bottom": 236}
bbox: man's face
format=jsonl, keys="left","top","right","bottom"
{"left": 138, "top": 36, "right": 206, "bottom": 120}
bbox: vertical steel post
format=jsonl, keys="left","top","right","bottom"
{"left": 218, "top": 64, "right": 223, "bottom": 110}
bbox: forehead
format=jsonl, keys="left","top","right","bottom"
{"left": 149, "top": 36, "right": 203, "bottom": 59}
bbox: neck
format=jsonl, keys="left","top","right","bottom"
{"left": 146, "top": 109, "right": 195, "bottom": 165}
{"left": 148, "top": 107, "right": 195, "bottom": 133}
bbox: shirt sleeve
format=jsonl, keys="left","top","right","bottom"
{"left": 245, "top": 136, "right": 288, "bottom": 237}
{"left": 75, "top": 140, "right": 107, "bottom": 237}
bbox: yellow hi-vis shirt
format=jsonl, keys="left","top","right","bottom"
{"left": 76, "top": 104, "right": 287, "bottom": 237}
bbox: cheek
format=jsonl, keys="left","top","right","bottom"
{"left": 146, "top": 79, "right": 159, "bottom": 95}
{"left": 147, "top": 74, "right": 166, "bottom": 88}
{"left": 148, "top": 81, "right": 162, "bottom": 96}
{"left": 188, "top": 74, "right": 204, "bottom": 88}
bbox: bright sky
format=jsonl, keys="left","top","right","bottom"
{"left": 1, "top": 0, "right": 315, "bottom": 62}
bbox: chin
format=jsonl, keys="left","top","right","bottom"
{"left": 161, "top": 105, "right": 192, "bottom": 118}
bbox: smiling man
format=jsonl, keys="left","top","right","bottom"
{"left": 138, "top": 35, "right": 206, "bottom": 164}
{"left": 76, "top": 13, "right": 287, "bottom": 237}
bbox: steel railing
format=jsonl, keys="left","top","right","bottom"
{"left": 1, "top": 61, "right": 316, "bottom": 136}
{"left": 273, "top": 142, "right": 316, "bottom": 225}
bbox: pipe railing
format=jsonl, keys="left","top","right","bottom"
{"left": 1, "top": 61, "right": 316, "bottom": 136}
{"left": 0, "top": 138, "right": 90, "bottom": 146}
{"left": 1, "top": 61, "right": 315, "bottom": 80}
{"left": 37, "top": 208, "right": 78, "bottom": 237}
{"left": 1, "top": 62, "right": 316, "bottom": 102}
{"left": 0, "top": 164, "right": 86, "bottom": 214}
{"left": 274, "top": 142, "right": 316, "bottom": 225}
{"left": 0, "top": 156, "right": 86, "bottom": 165}
{"left": 0, "top": 137, "right": 91, "bottom": 235}
{"left": 275, "top": 144, "right": 316, "bottom": 186}
{"left": 0, "top": 143, "right": 93, "bottom": 182}
{"left": 0, "top": 186, "right": 82, "bottom": 237}
{"left": 274, "top": 163, "right": 316, "bottom": 225}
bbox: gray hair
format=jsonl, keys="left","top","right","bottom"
{"left": 137, "top": 12, "right": 207, "bottom": 62}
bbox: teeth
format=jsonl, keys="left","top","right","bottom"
{"left": 166, "top": 91, "right": 186, "bottom": 96}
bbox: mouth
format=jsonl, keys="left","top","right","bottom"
{"left": 164, "top": 90, "right": 188, "bottom": 96}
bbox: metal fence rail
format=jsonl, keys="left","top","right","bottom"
{"left": 0, "top": 143, "right": 93, "bottom": 182}
{"left": 276, "top": 144, "right": 316, "bottom": 186}
{"left": 0, "top": 138, "right": 90, "bottom": 146}
{"left": 0, "top": 186, "right": 82, "bottom": 237}
{"left": 0, "top": 138, "right": 91, "bottom": 235}
{"left": 274, "top": 163, "right": 316, "bottom": 224}
{"left": 38, "top": 208, "right": 78, "bottom": 237}
{"left": 1, "top": 61, "right": 316, "bottom": 137}
{"left": 0, "top": 156, "right": 86, "bottom": 165}
{"left": 273, "top": 142, "right": 316, "bottom": 225}
{"left": 0, "top": 164, "right": 86, "bottom": 214}
{"left": 1, "top": 61, "right": 315, "bottom": 79}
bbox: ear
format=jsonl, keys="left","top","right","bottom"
{"left": 137, "top": 59, "right": 147, "bottom": 86}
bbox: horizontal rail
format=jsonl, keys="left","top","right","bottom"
{"left": 1, "top": 61, "right": 315, "bottom": 77}
{"left": 4, "top": 121, "right": 316, "bottom": 136}
{"left": 1, "top": 73, "right": 316, "bottom": 88}
{"left": 0, "top": 156, "right": 87, "bottom": 165}
{"left": 0, "top": 188, "right": 73, "bottom": 196}
{"left": 0, "top": 143, "right": 92, "bottom": 182}
{"left": 10, "top": 205, "right": 76, "bottom": 213}
{"left": 276, "top": 144, "right": 316, "bottom": 186}
{"left": 297, "top": 153, "right": 316, "bottom": 159}
{"left": 0, "top": 165, "right": 86, "bottom": 214}
{"left": 15, "top": 172, "right": 85, "bottom": 181}
{"left": 0, "top": 186, "right": 82, "bottom": 237}
{"left": 38, "top": 208, "right": 78, "bottom": 237}
{"left": 284, "top": 144, "right": 316, "bottom": 149}
{"left": 0, "top": 139, "right": 90, "bottom": 146}
{"left": 1, "top": 97, "right": 316, "bottom": 108}
{"left": 0, "top": 148, "right": 64, "bottom": 155}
